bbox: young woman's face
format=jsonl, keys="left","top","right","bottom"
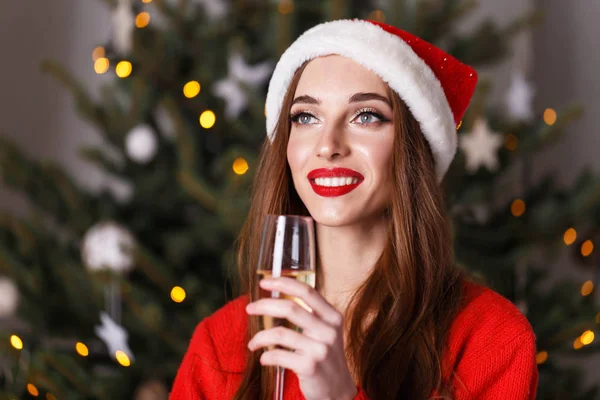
{"left": 287, "top": 55, "right": 395, "bottom": 227}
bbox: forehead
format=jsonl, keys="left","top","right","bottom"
{"left": 294, "top": 55, "right": 389, "bottom": 98}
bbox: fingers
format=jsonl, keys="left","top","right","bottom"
{"left": 248, "top": 326, "right": 327, "bottom": 357}
{"left": 259, "top": 349, "right": 322, "bottom": 376}
{"left": 258, "top": 277, "right": 343, "bottom": 328}
{"left": 246, "top": 298, "right": 336, "bottom": 343}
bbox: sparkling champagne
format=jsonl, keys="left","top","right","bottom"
{"left": 257, "top": 269, "right": 316, "bottom": 333}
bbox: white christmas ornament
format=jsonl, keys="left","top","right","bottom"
{"left": 126, "top": 125, "right": 158, "bottom": 164}
{"left": 196, "top": 0, "right": 228, "bottom": 20}
{"left": 82, "top": 221, "right": 136, "bottom": 274}
{"left": 0, "top": 277, "right": 19, "bottom": 318}
{"left": 459, "top": 118, "right": 504, "bottom": 173}
{"left": 213, "top": 53, "right": 272, "bottom": 119}
{"left": 112, "top": 0, "right": 135, "bottom": 54}
{"left": 505, "top": 71, "right": 535, "bottom": 122}
{"left": 95, "top": 312, "right": 135, "bottom": 362}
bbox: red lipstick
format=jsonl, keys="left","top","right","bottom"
{"left": 307, "top": 168, "right": 364, "bottom": 197}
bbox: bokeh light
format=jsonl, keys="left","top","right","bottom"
{"left": 171, "top": 286, "right": 186, "bottom": 303}
{"left": 233, "top": 158, "right": 249, "bottom": 175}
{"left": 199, "top": 110, "right": 216, "bottom": 129}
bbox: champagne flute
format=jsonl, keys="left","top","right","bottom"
{"left": 257, "top": 215, "right": 316, "bottom": 400}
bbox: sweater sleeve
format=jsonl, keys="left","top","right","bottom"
{"left": 170, "top": 321, "right": 226, "bottom": 400}
{"left": 453, "top": 329, "right": 538, "bottom": 400}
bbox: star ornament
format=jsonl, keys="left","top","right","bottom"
{"left": 95, "top": 312, "right": 135, "bottom": 362}
{"left": 505, "top": 71, "right": 535, "bottom": 122}
{"left": 212, "top": 53, "right": 272, "bottom": 119}
{"left": 459, "top": 118, "right": 504, "bottom": 174}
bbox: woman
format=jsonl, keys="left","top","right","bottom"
{"left": 171, "top": 19, "right": 538, "bottom": 399}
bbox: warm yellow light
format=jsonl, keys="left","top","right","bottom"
{"left": 76, "top": 342, "right": 89, "bottom": 357}
{"left": 581, "top": 280, "right": 594, "bottom": 297}
{"left": 94, "top": 58, "right": 110, "bottom": 74}
{"left": 115, "top": 350, "right": 131, "bottom": 367}
{"left": 504, "top": 133, "right": 518, "bottom": 151}
{"left": 368, "top": 9, "right": 386, "bottom": 23}
{"left": 544, "top": 108, "right": 557, "bottom": 126}
{"left": 199, "top": 110, "right": 216, "bottom": 129}
{"left": 27, "top": 383, "right": 39, "bottom": 397}
{"left": 278, "top": 0, "right": 294, "bottom": 14}
{"left": 233, "top": 158, "right": 249, "bottom": 175}
{"left": 46, "top": 393, "right": 57, "bottom": 400}
{"left": 581, "top": 330, "right": 595, "bottom": 345}
{"left": 171, "top": 286, "right": 186, "bottom": 303}
{"left": 115, "top": 61, "right": 133, "bottom": 78}
{"left": 142, "top": 0, "right": 152, "bottom": 2}
{"left": 574, "top": 336, "right": 583, "bottom": 350}
{"left": 581, "top": 240, "right": 594, "bottom": 257}
{"left": 511, "top": 199, "right": 526, "bottom": 217}
{"left": 136, "top": 12, "right": 151, "bottom": 28}
{"left": 10, "top": 335, "right": 23, "bottom": 350}
{"left": 92, "top": 46, "right": 105, "bottom": 61}
{"left": 183, "top": 81, "right": 201, "bottom": 98}
{"left": 536, "top": 351, "right": 548, "bottom": 365}
{"left": 564, "top": 228, "right": 577, "bottom": 245}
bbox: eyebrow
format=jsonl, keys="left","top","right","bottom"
{"left": 291, "top": 92, "right": 391, "bottom": 107}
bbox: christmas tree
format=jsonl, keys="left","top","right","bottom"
{"left": 1, "top": 0, "right": 600, "bottom": 399}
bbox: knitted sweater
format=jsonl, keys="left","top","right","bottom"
{"left": 170, "top": 281, "right": 538, "bottom": 399}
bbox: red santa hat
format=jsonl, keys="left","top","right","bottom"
{"left": 265, "top": 19, "right": 478, "bottom": 182}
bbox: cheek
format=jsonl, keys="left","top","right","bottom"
{"left": 357, "top": 134, "right": 394, "bottom": 180}
{"left": 286, "top": 136, "right": 313, "bottom": 178}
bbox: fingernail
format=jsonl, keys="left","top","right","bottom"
{"left": 245, "top": 304, "right": 254, "bottom": 313}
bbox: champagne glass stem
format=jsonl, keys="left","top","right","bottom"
{"left": 274, "top": 366, "right": 285, "bottom": 400}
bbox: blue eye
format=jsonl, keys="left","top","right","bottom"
{"left": 353, "top": 111, "right": 385, "bottom": 125}
{"left": 291, "top": 112, "right": 317, "bottom": 125}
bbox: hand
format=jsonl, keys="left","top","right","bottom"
{"left": 246, "top": 277, "right": 357, "bottom": 400}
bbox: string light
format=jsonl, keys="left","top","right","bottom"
{"left": 10, "top": 335, "right": 23, "bottom": 350}
{"left": 92, "top": 46, "right": 105, "bottom": 61}
{"left": 76, "top": 342, "right": 89, "bottom": 357}
{"left": 115, "top": 350, "right": 131, "bottom": 367}
{"left": 511, "top": 199, "right": 526, "bottom": 217}
{"left": 94, "top": 58, "right": 110, "bottom": 74}
{"left": 581, "top": 280, "right": 594, "bottom": 297}
{"left": 27, "top": 383, "right": 39, "bottom": 397}
{"left": 116, "top": 61, "right": 132, "bottom": 78}
{"left": 574, "top": 336, "right": 583, "bottom": 350}
{"left": 199, "top": 110, "right": 216, "bottom": 129}
{"left": 543, "top": 108, "right": 557, "bottom": 126}
{"left": 183, "top": 81, "right": 201, "bottom": 98}
{"left": 368, "top": 9, "right": 386, "bottom": 23}
{"left": 136, "top": 12, "right": 151, "bottom": 28}
{"left": 581, "top": 240, "right": 594, "bottom": 257}
{"left": 278, "top": 0, "right": 294, "bottom": 14}
{"left": 142, "top": 0, "right": 152, "bottom": 2}
{"left": 564, "top": 228, "right": 577, "bottom": 245}
{"left": 233, "top": 157, "right": 249, "bottom": 175}
{"left": 504, "top": 133, "right": 518, "bottom": 151}
{"left": 46, "top": 394, "right": 57, "bottom": 400}
{"left": 581, "top": 330, "right": 595, "bottom": 345}
{"left": 535, "top": 351, "right": 548, "bottom": 365}
{"left": 171, "top": 286, "right": 186, "bottom": 303}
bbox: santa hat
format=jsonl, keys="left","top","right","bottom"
{"left": 265, "top": 19, "right": 478, "bottom": 182}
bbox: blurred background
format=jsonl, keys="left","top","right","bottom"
{"left": 1, "top": 0, "right": 599, "bottom": 399}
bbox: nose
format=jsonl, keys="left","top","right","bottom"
{"left": 316, "top": 122, "right": 350, "bottom": 161}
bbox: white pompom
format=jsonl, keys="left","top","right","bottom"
{"left": 82, "top": 221, "right": 136, "bottom": 274}
{"left": 0, "top": 277, "right": 19, "bottom": 318}
{"left": 125, "top": 125, "right": 158, "bottom": 164}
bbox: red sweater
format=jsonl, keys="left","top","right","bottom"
{"left": 170, "top": 281, "right": 538, "bottom": 399}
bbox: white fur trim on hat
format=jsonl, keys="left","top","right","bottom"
{"left": 265, "top": 19, "right": 456, "bottom": 182}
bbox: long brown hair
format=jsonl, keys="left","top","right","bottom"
{"left": 233, "top": 61, "right": 468, "bottom": 399}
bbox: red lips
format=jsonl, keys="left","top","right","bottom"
{"left": 307, "top": 168, "right": 364, "bottom": 197}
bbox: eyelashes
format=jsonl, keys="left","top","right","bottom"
{"left": 289, "top": 107, "right": 390, "bottom": 125}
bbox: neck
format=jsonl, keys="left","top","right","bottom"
{"left": 315, "top": 213, "right": 389, "bottom": 313}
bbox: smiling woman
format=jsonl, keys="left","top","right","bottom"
{"left": 170, "top": 19, "right": 538, "bottom": 400}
